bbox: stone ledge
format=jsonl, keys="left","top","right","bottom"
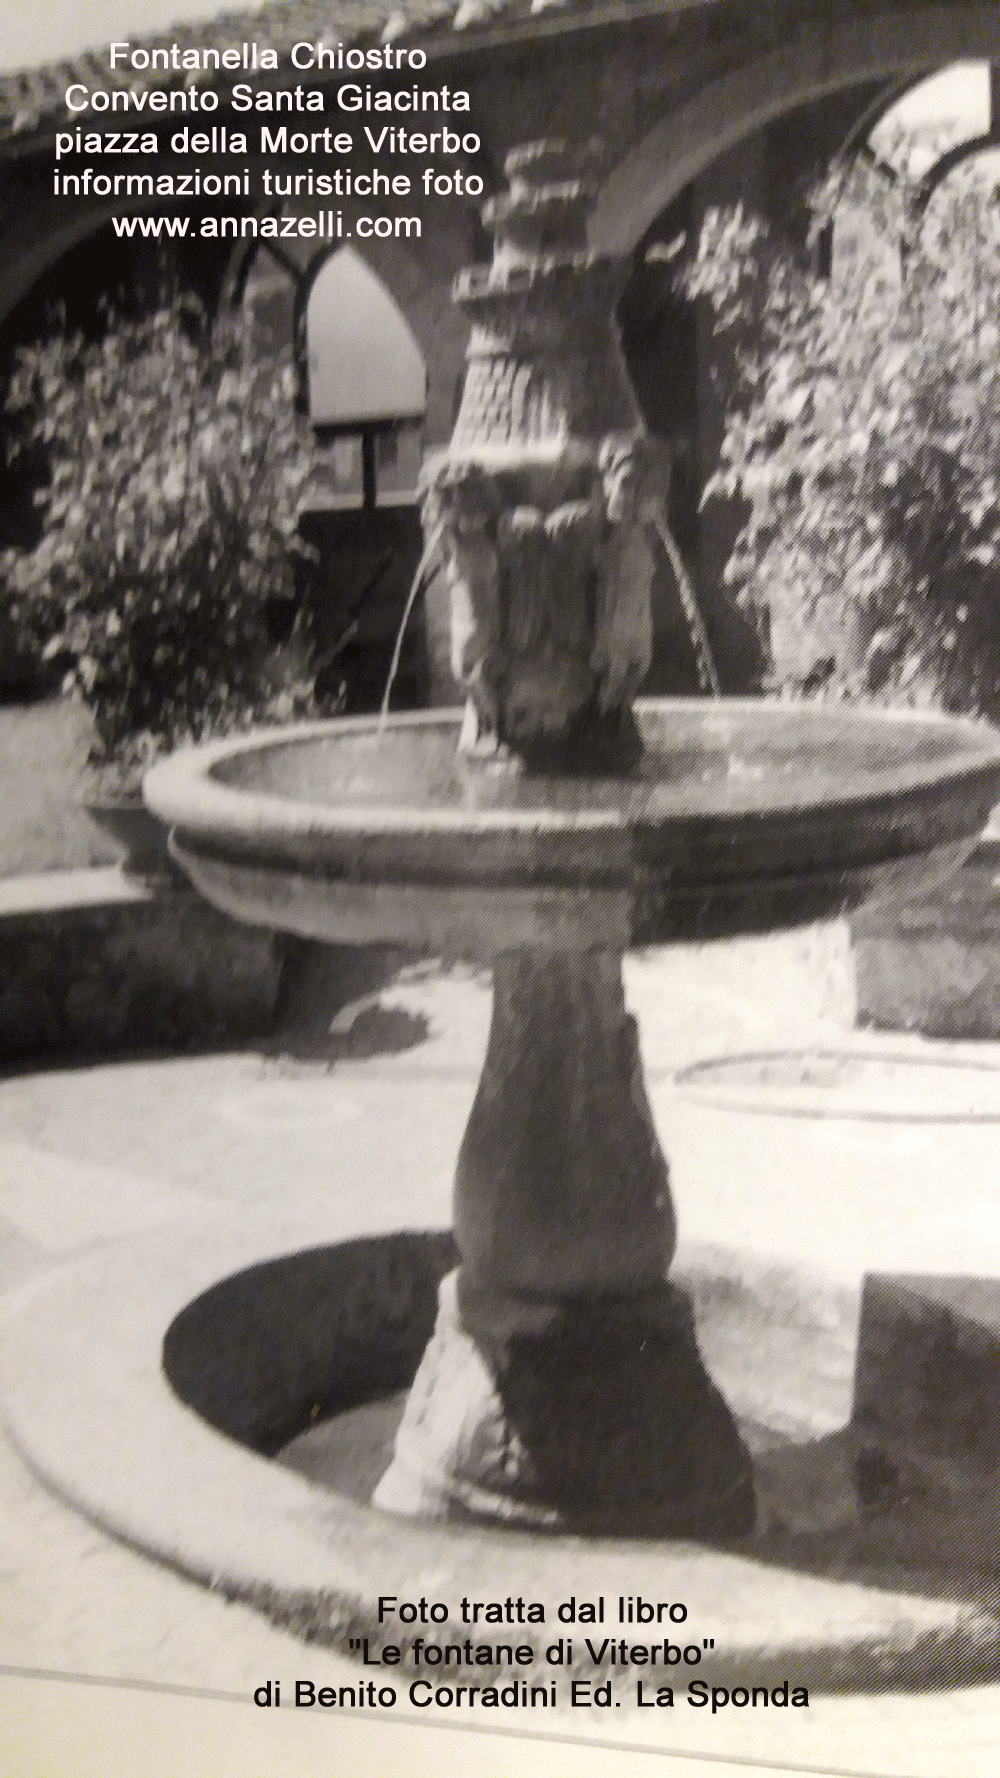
{"left": 851, "top": 1273, "right": 1000, "bottom": 1570}
{"left": 0, "top": 866, "right": 152, "bottom": 915}
{"left": 0, "top": 866, "right": 282, "bottom": 1060}
{"left": 852, "top": 840, "right": 1000, "bottom": 1038}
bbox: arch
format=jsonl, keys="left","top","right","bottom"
{"left": 835, "top": 77, "right": 919, "bottom": 163}
{"left": 0, "top": 202, "right": 126, "bottom": 332}
{"left": 914, "top": 131, "right": 1000, "bottom": 210}
{"left": 0, "top": 197, "right": 240, "bottom": 334}
{"left": 592, "top": 6, "right": 1000, "bottom": 250}
{"left": 869, "top": 57, "right": 991, "bottom": 172}
{"left": 303, "top": 246, "right": 426, "bottom": 432}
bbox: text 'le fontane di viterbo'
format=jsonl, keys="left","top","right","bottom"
{"left": 246, "top": 1598, "right": 810, "bottom": 1714}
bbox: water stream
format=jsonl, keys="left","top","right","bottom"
{"left": 375, "top": 501, "right": 721, "bottom": 734}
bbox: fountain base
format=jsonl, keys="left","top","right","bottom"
{"left": 374, "top": 1269, "right": 756, "bottom": 1537}
{"left": 7, "top": 1211, "right": 1000, "bottom": 1694}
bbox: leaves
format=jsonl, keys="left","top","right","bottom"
{"left": 679, "top": 151, "right": 1000, "bottom": 718}
{"left": 0, "top": 299, "right": 318, "bottom": 770}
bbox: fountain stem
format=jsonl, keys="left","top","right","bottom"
{"left": 372, "top": 141, "right": 756, "bottom": 1535}
{"left": 374, "top": 943, "right": 755, "bottom": 1535}
{"left": 453, "top": 950, "right": 672, "bottom": 1299}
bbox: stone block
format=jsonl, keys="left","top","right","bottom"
{"left": 851, "top": 1272, "right": 1000, "bottom": 1566}
{"left": 851, "top": 840, "right": 1000, "bottom": 1038}
{"left": 853, "top": 1272, "right": 1000, "bottom": 1471}
{"left": 0, "top": 871, "right": 283, "bottom": 1060}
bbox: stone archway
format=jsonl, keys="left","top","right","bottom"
{"left": 593, "top": 5, "right": 1000, "bottom": 250}
{"left": 586, "top": 10, "right": 1000, "bottom": 691}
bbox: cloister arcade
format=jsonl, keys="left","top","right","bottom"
{"left": 3, "top": 2, "right": 1000, "bottom": 698}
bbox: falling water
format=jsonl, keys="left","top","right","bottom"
{"left": 377, "top": 532, "right": 439, "bottom": 734}
{"left": 647, "top": 506, "right": 721, "bottom": 698}
{"left": 377, "top": 502, "right": 721, "bottom": 733}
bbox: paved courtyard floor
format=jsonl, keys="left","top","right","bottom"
{"left": 2, "top": 931, "right": 1000, "bottom": 1777}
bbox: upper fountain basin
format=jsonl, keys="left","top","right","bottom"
{"left": 143, "top": 699, "right": 1000, "bottom": 954}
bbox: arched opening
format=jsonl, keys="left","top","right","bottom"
{"left": 616, "top": 52, "right": 1000, "bottom": 698}
{"left": 305, "top": 246, "right": 426, "bottom": 511}
{"left": 872, "top": 61, "right": 993, "bottom": 177}
{"left": 594, "top": 17, "right": 1000, "bottom": 693}
{"left": 295, "top": 249, "right": 430, "bottom": 713}
{"left": 0, "top": 217, "right": 233, "bottom": 553}
{"left": 594, "top": 7, "right": 1000, "bottom": 251}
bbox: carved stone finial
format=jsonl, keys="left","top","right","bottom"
{"left": 425, "top": 139, "right": 665, "bottom": 766}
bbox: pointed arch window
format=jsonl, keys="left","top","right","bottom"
{"left": 305, "top": 247, "right": 426, "bottom": 509}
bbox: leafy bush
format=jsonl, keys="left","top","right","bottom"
{"left": 1, "top": 298, "right": 318, "bottom": 781}
{"left": 683, "top": 156, "right": 1000, "bottom": 719}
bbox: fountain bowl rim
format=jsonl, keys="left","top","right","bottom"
{"left": 142, "top": 697, "right": 1000, "bottom": 847}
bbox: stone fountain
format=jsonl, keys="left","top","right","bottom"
{"left": 144, "top": 142, "right": 1000, "bottom": 1546}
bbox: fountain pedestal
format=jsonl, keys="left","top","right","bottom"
{"left": 374, "top": 948, "right": 755, "bottom": 1533}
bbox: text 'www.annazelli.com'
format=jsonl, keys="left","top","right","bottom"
{"left": 110, "top": 211, "right": 420, "bottom": 239}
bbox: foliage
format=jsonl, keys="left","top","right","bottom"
{"left": 681, "top": 154, "right": 1000, "bottom": 718}
{"left": 1, "top": 298, "right": 318, "bottom": 781}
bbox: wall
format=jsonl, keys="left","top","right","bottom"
{"left": 0, "top": 874, "right": 282, "bottom": 1060}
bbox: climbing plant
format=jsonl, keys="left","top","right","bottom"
{"left": 1, "top": 297, "right": 318, "bottom": 781}
{"left": 682, "top": 153, "right": 1000, "bottom": 718}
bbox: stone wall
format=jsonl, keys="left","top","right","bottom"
{"left": 0, "top": 872, "right": 282, "bottom": 1061}
{"left": 852, "top": 842, "right": 1000, "bottom": 1039}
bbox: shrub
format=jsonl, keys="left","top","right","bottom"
{"left": 1, "top": 297, "right": 318, "bottom": 781}
{"left": 682, "top": 156, "right": 1000, "bottom": 720}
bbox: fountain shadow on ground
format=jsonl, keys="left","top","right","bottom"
{"left": 282, "top": 1396, "right": 1000, "bottom": 1630}
{"left": 265, "top": 939, "right": 431, "bottom": 1063}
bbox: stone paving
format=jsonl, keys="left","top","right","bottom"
{"left": 2, "top": 931, "right": 1000, "bottom": 1776}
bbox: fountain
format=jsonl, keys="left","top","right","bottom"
{"left": 144, "top": 142, "right": 1000, "bottom": 1544}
